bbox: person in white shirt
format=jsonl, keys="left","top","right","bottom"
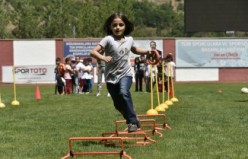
{"left": 164, "top": 53, "right": 176, "bottom": 96}
{"left": 82, "top": 58, "right": 92, "bottom": 94}
{"left": 76, "top": 58, "right": 85, "bottom": 94}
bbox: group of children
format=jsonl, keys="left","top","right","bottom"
{"left": 134, "top": 45, "right": 176, "bottom": 96}
{"left": 55, "top": 56, "right": 94, "bottom": 95}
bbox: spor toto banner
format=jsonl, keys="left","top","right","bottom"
{"left": 14, "top": 65, "right": 55, "bottom": 83}
{"left": 176, "top": 39, "right": 248, "bottom": 67}
{"left": 2, "top": 65, "right": 56, "bottom": 83}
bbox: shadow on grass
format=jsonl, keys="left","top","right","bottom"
{"left": 234, "top": 100, "right": 248, "bottom": 102}
{"left": 77, "top": 141, "right": 100, "bottom": 146}
{"left": 77, "top": 140, "right": 118, "bottom": 148}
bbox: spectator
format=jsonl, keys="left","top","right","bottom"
{"left": 64, "top": 57, "right": 74, "bottom": 94}
{"left": 74, "top": 57, "right": 81, "bottom": 94}
{"left": 55, "top": 57, "right": 65, "bottom": 95}
{"left": 87, "top": 57, "right": 94, "bottom": 93}
{"left": 76, "top": 57, "right": 85, "bottom": 94}
{"left": 134, "top": 56, "right": 144, "bottom": 92}
{"left": 145, "top": 59, "right": 157, "bottom": 93}
{"left": 164, "top": 53, "right": 176, "bottom": 96}
{"left": 82, "top": 58, "right": 92, "bottom": 94}
{"left": 96, "top": 50, "right": 109, "bottom": 96}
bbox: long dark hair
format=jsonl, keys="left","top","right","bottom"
{"left": 103, "top": 12, "right": 134, "bottom": 35}
{"left": 165, "top": 54, "right": 173, "bottom": 62}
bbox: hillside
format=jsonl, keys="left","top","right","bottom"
{"left": 149, "top": 0, "right": 184, "bottom": 10}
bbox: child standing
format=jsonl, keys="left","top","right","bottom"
{"left": 82, "top": 58, "right": 92, "bottom": 94}
{"left": 64, "top": 57, "right": 74, "bottom": 94}
{"left": 55, "top": 57, "right": 65, "bottom": 95}
{"left": 76, "top": 58, "right": 85, "bottom": 94}
{"left": 164, "top": 53, "right": 176, "bottom": 96}
{"left": 91, "top": 12, "right": 153, "bottom": 132}
{"left": 134, "top": 56, "right": 144, "bottom": 92}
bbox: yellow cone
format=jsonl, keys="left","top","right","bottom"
{"left": 165, "top": 100, "right": 173, "bottom": 106}
{"left": 155, "top": 104, "right": 166, "bottom": 112}
{"left": 0, "top": 102, "right": 5, "bottom": 108}
{"left": 11, "top": 100, "right": 20, "bottom": 106}
{"left": 0, "top": 94, "right": 5, "bottom": 108}
{"left": 160, "top": 103, "right": 168, "bottom": 109}
{"left": 171, "top": 97, "right": 179, "bottom": 102}
{"left": 146, "top": 109, "right": 158, "bottom": 115}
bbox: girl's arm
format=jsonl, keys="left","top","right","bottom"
{"left": 90, "top": 45, "right": 112, "bottom": 62}
{"left": 131, "top": 46, "right": 150, "bottom": 55}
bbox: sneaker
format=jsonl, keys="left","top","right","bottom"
{"left": 136, "top": 120, "right": 141, "bottom": 128}
{"left": 107, "top": 93, "right": 111, "bottom": 97}
{"left": 96, "top": 93, "right": 100, "bottom": 96}
{"left": 128, "top": 123, "right": 138, "bottom": 133}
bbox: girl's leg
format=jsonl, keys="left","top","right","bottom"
{"left": 107, "top": 76, "right": 139, "bottom": 125}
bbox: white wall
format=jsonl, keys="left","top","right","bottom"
{"left": 14, "top": 40, "right": 56, "bottom": 65}
{"left": 176, "top": 68, "right": 219, "bottom": 82}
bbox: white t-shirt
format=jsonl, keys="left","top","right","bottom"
{"left": 64, "top": 64, "right": 72, "bottom": 79}
{"left": 99, "top": 35, "right": 134, "bottom": 84}
{"left": 82, "top": 65, "right": 93, "bottom": 79}
{"left": 76, "top": 62, "right": 85, "bottom": 79}
{"left": 165, "top": 61, "right": 176, "bottom": 77}
{"left": 145, "top": 65, "right": 158, "bottom": 79}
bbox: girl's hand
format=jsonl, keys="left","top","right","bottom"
{"left": 102, "top": 56, "right": 112, "bottom": 62}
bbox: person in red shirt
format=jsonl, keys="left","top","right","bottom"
{"left": 55, "top": 57, "right": 66, "bottom": 95}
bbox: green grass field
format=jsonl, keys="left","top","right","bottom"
{"left": 0, "top": 82, "right": 248, "bottom": 159}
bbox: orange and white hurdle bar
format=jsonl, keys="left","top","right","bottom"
{"left": 115, "top": 119, "right": 163, "bottom": 137}
{"left": 61, "top": 137, "right": 132, "bottom": 159}
{"left": 102, "top": 131, "right": 156, "bottom": 146}
{"left": 101, "top": 119, "right": 158, "bottom": 146}
{"left": 137, "top": 114, "right": 172, "bottom": 131}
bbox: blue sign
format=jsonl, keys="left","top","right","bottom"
{"left": 64, "top": 40, "right": 100, "bottom": 57}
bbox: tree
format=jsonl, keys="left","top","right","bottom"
{"left": 39, "top": 0, "right": 75, "bottom": 38}
{"left": 0, "top": 0, "right": 12, "bottom": 38}
{"left": 1, "top": 0, "right": 240, "bottom": 38}
{"left": 11, "top": 0, "right": 42, "bottom": 38}
{"left": 77, "top": 0, "right": 100, "bottom": 37}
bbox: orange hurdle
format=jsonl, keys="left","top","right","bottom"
{"left": 102, "top": 130, "right": 156, "bottom": 146}
{"left": 61, "top": 137, "right": 132, "bottom": 159}
{"left": 115, "top": 119, "right": 163, "bottom": 137}
{"left": 101, "top": 119, "right": 157, "bottom": 145}
{"left": 137, "top": 114, "right": 171, "bottom": 131}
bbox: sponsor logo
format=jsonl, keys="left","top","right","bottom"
{"left": 15, "top": 67, "right": 47, "bottom": 75}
